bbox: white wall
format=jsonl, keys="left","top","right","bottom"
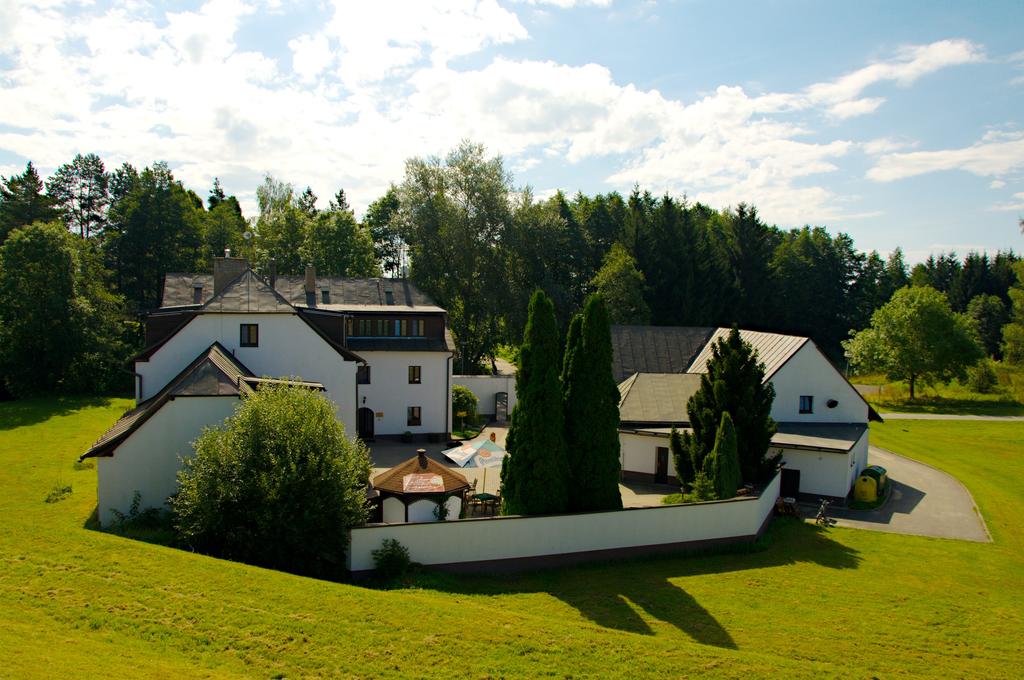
{"left": 769, "top": 343, "right": 868, "bottom": 424}
{"left": 383, "top": 496, "right": 405, "bottom": 523}
{"left": 96, "top": 396, "right": 239, "bottom": 527}
{"left": 779, "top": 448, "right": 853, "bottom": 498}
{"left": 620, "top": 432, "right": 675, "bottom": 478}
{"left": 348, "top": 474, "right": 780, "bottom": 572}
{"left": 357, "top": 350, "right": 451, "bottom": 435}
{"left": 452, "top": 375, "right": 518, "bottom": 417}
{"left": 137, "top": 313, "right": 358, "bottom": 436}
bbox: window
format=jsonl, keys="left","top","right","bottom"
{"left": 376, "top": 319, "right": 389, "bottom": 336}
{"left": 357, "top": 319, "right": 371, "bottom": 336}
{"left": 345, "top": 317, "right": 353, "bottom": 337}
{"left": 240, "top": 324, "right": 259, "bottom": 347}
{"left": 357, "top": 365, "right": 371, "bottom": 384}
{"left": 192, "top": 285, "right": 203, "bottom": 304}
{"left": 410, "top": 319, "right": 423, "bottom": 336}
{"left": 385, "top": 290, "right": 394, "bottom": 305}
{"left": 396, "top": 319, "right": 408, "bottom": 336}
{"left": 408, "top": 365, "right": 421, "bottom": 384}
{"left": 799, "top": 395, "right": 813, "bottom": 414}
{"left": 321, "top": 289, "right": 330, "bottom": 304}
{"left": 407, "top": 406, "right": 421, "bottom": 426}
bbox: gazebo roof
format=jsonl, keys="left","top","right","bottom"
{"left": 373, "top": 451, "right": 471, "bottom": 495}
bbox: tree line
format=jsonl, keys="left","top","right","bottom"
{"left": 0, "top": 141, "right": 1020, "bottom": 397}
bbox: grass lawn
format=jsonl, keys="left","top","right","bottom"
{"left": 1, "top": 398, "right": 1023, "bottom": 678}
{"left": 853, "top": 365, "right": 1024, "bottom": 416}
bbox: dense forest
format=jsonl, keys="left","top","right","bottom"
{"left": 0, "top": 141, "right": 1019, "bottom": 396}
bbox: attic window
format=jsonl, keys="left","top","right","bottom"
{"left": 799, "top": 395, "right": 813, "bottom": 414}
{"left": 385, "top": 290, "right": 394, "bottom": 305}
{"left": 192, "top": 285, "right": 203, "bottom": 304}
{"left": 321, "top": 289, "right": 330, "bottom": 304}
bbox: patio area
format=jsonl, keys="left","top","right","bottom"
{"left": 366, "top": 424, "right": 672, "bottom": 508}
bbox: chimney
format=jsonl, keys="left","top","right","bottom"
{"left": 304, "top": 265, "right": 316, "bottom": 294}
{"left": 268, "top": 258, "right": 277, "bottom": 290}
{"left": 213, "top": 256, "right": 249, "bottom": 295}
{"left": 417, "top": 448, "right": 427, "bottom": 469}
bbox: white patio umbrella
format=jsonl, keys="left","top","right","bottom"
{"left": 441, "top": 439, "right": 507, "bottom": 494}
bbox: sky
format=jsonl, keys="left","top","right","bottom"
{"left": 1, "top": 0, "right": 1022, "bottom": 262}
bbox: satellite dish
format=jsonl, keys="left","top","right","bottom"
{"left": 243, "top": 230, "right": 253, "bottom": 241}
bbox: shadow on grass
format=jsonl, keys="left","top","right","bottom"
{"left": 870, "top": 396, "right": 1024, "bottom": 417}
{"left": 387, "top": 519, "right": 860, "bottom": 648}
{"left": 0, "top": 395, "right": 128, "bottom": 430}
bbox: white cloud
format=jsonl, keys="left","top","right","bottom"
{"left": 0, "top": 2, "right": 992, "bottom": 229}
{"left": 517, "top": 0, "right": 612, "bottom": 6}
{"left": 990, "top": 191, "right": 1024, "bottom": 212}
{"left": 990, "top": 179, "right": 1006, "bottom": 189}
{"left": 867, "top": 131, "right": 1024, "bottom": 181}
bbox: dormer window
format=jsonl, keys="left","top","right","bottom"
{"left": 385, "top": 290, "right": 394, "bottom": 305}
{"left": 321, "top": 288, "right": 330, "bottom": 304}
{"left": 192, "top": 285, "right": 203, "bottom": 304}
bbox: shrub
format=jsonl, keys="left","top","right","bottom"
{"left": 372, "top": 538, "right": 411, "bottom": 581}
{"left": 966, "top": 361, "right": 998, "bottom": 394}
{"left": 452, "top": 384, "right": 478, "bottom": 425}
{"left": 690, "top": 470, "right": 717, "bottom": 501}
{"left": 172, "top": 384, "right": 372, "bottom": 578}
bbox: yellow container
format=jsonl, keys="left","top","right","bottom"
{"left": 855, "top": 475, "right": 878, "bottom": 503}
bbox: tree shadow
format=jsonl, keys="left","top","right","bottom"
{"left": 375, "top": 519, "right": 860, "bottom": 649}
{"left": 0, "top": 395, "right": 126, "bottom": 430}
{"left": 832, "top": 481, "right": 926, "bottom": 525}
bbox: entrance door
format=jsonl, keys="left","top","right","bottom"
{"left": 655, "top": 447, "right": 669, "bottom": 484}
{"left": 357, "top": 407, "right": 375, "bottom": 441}
{"left": 781, "top": 468, "right": 800, "bottom": 498}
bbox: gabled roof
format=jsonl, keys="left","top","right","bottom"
{"left": 687, "top": 328, "right": 809, "bottom": 380}
{"left": 610, "top": 325, "right": 714, "bottom": 384}
{"left": 202, "top": 269, "right": 294, "bottom": 313}
{"left": 81, "top": 343, "right": 254, "bottom": 460}
{"left": 618, "top": 373, "right": 703, "bottom": 425}
{"left": 372, "top": 454, "right": 471, "bottom": 495}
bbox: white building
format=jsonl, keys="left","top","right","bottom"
{"left": 613, "top": 326, "right": 881, "bottom": 500}
{"left": 82, "top": 258, "right": 455, "bottom": 525}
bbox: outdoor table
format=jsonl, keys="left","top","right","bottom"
{"left": 472, "top": 492, "right": 499, "bottom": 514}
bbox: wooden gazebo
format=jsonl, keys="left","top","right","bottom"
{"left": 372, "top": 449, "right": 471, "bottom": 523}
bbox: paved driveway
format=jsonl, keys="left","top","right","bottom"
{"left": 829, "top": 446, "right": 991, "bottom": 542}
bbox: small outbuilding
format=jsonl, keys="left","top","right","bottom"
{"left": 372, "top": 449, "right": 471, "bottom": 523}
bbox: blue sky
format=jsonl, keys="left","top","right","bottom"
{"left": 1, "top": 0, "right": 1022, "bottom": 261}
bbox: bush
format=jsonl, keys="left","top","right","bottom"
{"left": 451, "top": 385, "right": 478, "bottom": 425}
{"left": 172, "top": 384, "right": 372, "bottom": 578}
{"left": 967, "top": 361, "right": 999, "bottom": 394}
{"left": 372, "top": 538, "right": 411, "bottom": 581}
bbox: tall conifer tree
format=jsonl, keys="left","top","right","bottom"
{"left": 562, "top": 295, "right": 622, "bottom": 512}
{"left": 702, "top": 412, "right": 742, "bottom": 500}
{"left": 501, "top": 290, "right": 569, "bottom": 515}
{"left": 685, "top": 328, "right": 778, "bottom": 484}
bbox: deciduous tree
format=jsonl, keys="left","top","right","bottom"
{"left": 844, "top": 286, "right": 983, "bottom": 399}
{"left": 591, "top": 243, "right": 650, "bottom": 325}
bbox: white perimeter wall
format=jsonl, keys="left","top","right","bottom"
{"left": 348, "top": 474, "right": 779, "bottom": 572}
{"left": 357, "top": 350, "right": 451, "bottom": 435}
{"left": 769, "top": 343, "right": 868, "bottom": 424}
{"left": 136, "top": 313, "right": 358, "bottom": 436}
{"left": 96, "top": 396, "right": 238, "bottom": 526}
{"left": 452, "top": 375, "right": 518, "bottom": 417}
{"left": 620, "top": 432, "right": 674, "bottom": 478}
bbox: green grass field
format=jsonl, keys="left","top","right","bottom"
{"left": 1, "top": 399, "right": 1022, "bottom": 678}
{"left": 854, "top": 364, "right": 1024, "bottom": 416}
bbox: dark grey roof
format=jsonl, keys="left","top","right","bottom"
{"left": 202, "top": 270, "right": 294, "bottom": 313}
{"left": 610, "top": 325, "right": 714, "bottom": 384}
{"left": 617, "top": 373, "right": 702, "bottom": 425}
{"left": 348, "top": 333, "right": 455, "bottom": 353}
{"left": 162, "top": 272, "right": 440, "bottom": 310}
{"left": 81, "top": 343, "right": 254, "bottom": 460}
{"left": 771, "top": 422, "right": 868, "bottom": 453}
